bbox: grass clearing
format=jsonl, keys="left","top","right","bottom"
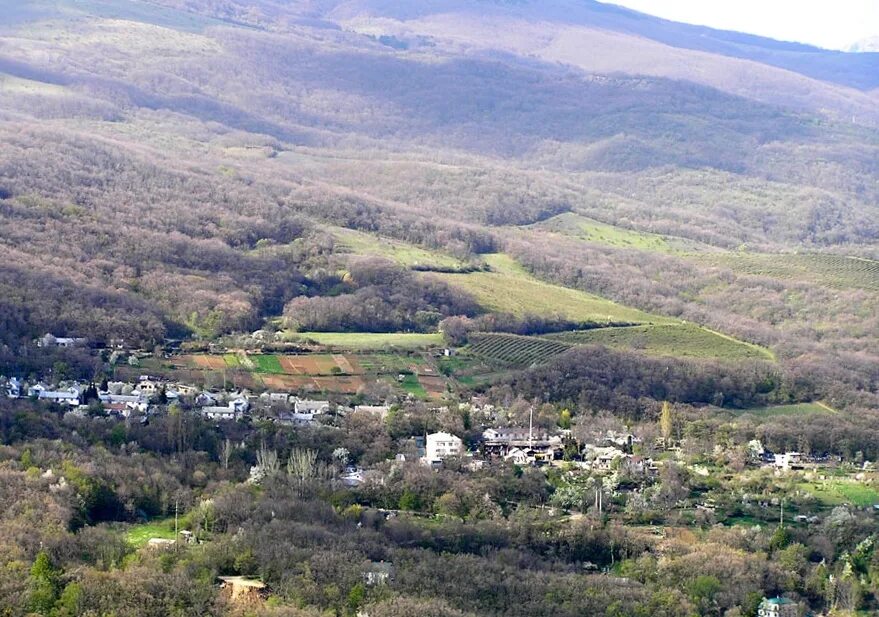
{"left": 533, "top": 213, "right": 710, "bottom": 253}
{"left": 357, "top": 353, "right": 425, "bottom": 374}
{"left": 544, "top": 324, "right": 773, "bottom": 360}
{"left": 400, "top": 373, "right": 427, "bottom": 398}
{"left": 798, "top": 481, "right": 879, "bottom": 507}
{"left": 125, "top": 517, "right": 177, "bottom": 548}
{"left": 251, "top": 354, "right": 284, "bottom": 374}
{"left": 434, "top": 254, "right": 678, "bottom": 324}
{"left": 328, "top": 226, "right": 470, "bottom": 270}
{"left": 288, "top": 331, "right": 443, "bottom": 351}
{"left": 734, "top": 402, "right": 836, "bottom": 418}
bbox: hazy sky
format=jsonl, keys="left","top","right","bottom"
{"left": 604, "top": 0, "right": 879, "bottom": 50}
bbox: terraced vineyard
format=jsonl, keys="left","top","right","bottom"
{"left": 467, "top": 333, "right": 573, "bottom": 367}
{"left": 692, "top": 253, "right": 879, "bottom": 291}
{"left": 543, "top": 324, "right": 773, "bottom": 360}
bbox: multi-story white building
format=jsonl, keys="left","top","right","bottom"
{"left": 424, "top": 432, "right": 463, "bottom": 464}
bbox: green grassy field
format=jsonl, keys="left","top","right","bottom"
{"left": 798, "top": 481, "right": 879, "bottom": 507}
{"left": 357, "top": 353, "right": 425, "bottom": 373}
{"left": 251, "top": 354, "right": 284, "bottom": 374}
{"left": 328, "top": 226, "right": 470, "bottom": 270}
{"left": 434, "top": 254, "right": 678, "bottom": 324}
{"left": 533, "top": 213, "right": 710, "bottom": 253}
{"left": 125, "top": 518, "right": 177, "bottom": 548}
{"left": 734, "top": 402, "right": 836, "bottom": 418}
{"left": 288, "top": 331, "right": 443, "bottom": 350}
{"left": 399, "top": 374, "right": 427, "bottom": 398}
{"left": 223, "top": 354, "right": 241, "bottom": 367}
{"left": 543, "top": 324, "right": 773, "bottom": 360}
{"left": 692, "top": 252, "right": 879, "bottom": 291}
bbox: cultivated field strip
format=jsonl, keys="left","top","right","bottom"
{"left": 467, "top": 333, "right": 573, "bottom": 367}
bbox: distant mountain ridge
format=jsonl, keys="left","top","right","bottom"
{"left": 313, "top": 0, "right": 879, "bottom": 89}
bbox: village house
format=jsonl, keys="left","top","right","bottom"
{"left": 134, "top": 379, "right": 161, "bottom": 396}
{"left": 277, "top": 411, "right": 318, "bottom": 427}
{"left": 602, "top": 430, "right": 638, "bottom": 451}
{"left": 37, "top": 333, "right": 88, "bottom": 348}
{"left": 217, "top": 576, "right": 267, "bottom": 604}
{"left": 757, "top": 597, "right": 798, "bottom": 617}
{"left": 260, "top": 392, "right": 292, "bottom": 406}
{"left": 362, "top": 561, "right": 395, "bottom": 586}
{"left": 353, "top": 404, "right": 391, "bottom": 420}
{"left": 195, "top": 392, "right": 220, "bottom": 407}
{"left": 28, "top": 384, "right": 82, "bottom": 406}
{"left": 482, "top": 427, "right": 563, "bottom": 462}
{"left": 424, "top": 432, "right": 463, "bottom": 464}
{"left": 99, "top": 393, "right": 148, "bottom": 415}
{"left": 583, "top": 445, "right": 629, "bottom": 472}
{"left": 295, "top": 399, "right": 330, "bottom": 414}
{"left": 5, "top": 377, "right": 22, "bottom": 398}
{"left": 504, "top": 447, "right": 531, "bottom": 466}
{"left": 200, "top": 403, "right": 241, "bottom": 421}
{"left": 773, "top": 452, "right": 806, "bottom": 471}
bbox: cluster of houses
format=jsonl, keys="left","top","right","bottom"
{"left": 1, "top": 375, "right": 335, "bottom": 425}
{"left": 419, "top": 426, "right": 658, "bottom": 475}
{"left": 748, "top": 440, "right": 841, "bottom": 472}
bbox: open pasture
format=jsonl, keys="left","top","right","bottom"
{"left": 289, "top": 331, "right": 443, "bottom": 351}
{"left": 433, "top": 254, "right": 678, "bottom": 324}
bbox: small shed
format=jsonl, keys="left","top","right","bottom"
{"left": 218, "top": 576, "right": 268, "bottom": 603}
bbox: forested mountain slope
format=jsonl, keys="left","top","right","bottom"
{"left": 0, "top": 0, "right": 877, "bottom": 408}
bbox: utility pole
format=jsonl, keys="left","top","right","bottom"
{"left": 528, "top": 406, "right": 534, "bottom": 450}
{"left": 175, "top": 498, "right": 179, "bottom": 549}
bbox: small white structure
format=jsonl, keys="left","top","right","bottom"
{"left": 424, "top": 432, "right": 463, "bottom": 464}
{"left": 5, "top": 377, "right": 22, "bottom": 398}
{"left": 353, "top": 405, "right": 391, "bottom": 420}
{"left": 774, "top": 452, "right": 805, "bottom": 470}
{"left": 134, "top": 379, "right": 161, "bottom": 396}
{"left": 504, "top": 447, "right": 530, "bottom": 466}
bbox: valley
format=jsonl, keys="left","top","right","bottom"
{"left": 0, "top": 1, "right": 878, "bottom": 616}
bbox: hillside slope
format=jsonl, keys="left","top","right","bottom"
{"left": 0, "top": 0, "right": 876, "bottom": 408}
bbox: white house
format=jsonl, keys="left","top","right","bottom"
{"left": 134, "top": 379, "right": 161, "bottom": 396}
{"left": 229, "top": 397, "right": 250, "bottom": 414}
{"left": 98, "top": 393, "right": 148, "bottom": 414}
{"left": 584, "top": 445, "right": 628, "bottom": 472}
{"left": 37, "top": 334, "right": 87, "bottom": 348}
{"left": 5, "top": 377, "right": 22, "bottom": 398}
{"left": 295, "top": 399, "right": 330, "bottom": 414}
{"left": 30, "top": 385, "right": 82, "bottom": 406}
{"left": 201, "top": 404, "right": 240, "bottom": 421}
{"left": 425, "top": 432, "right": 463, "bottom": 464}
{"left": 504, "top": 447, "right": 530, "bottom": 466}
{"left": 195, "top": 392, "right": 220, "bottom": 407}
{"left": 773, "top": 452, "right": 805, "bottom": 470}
{"left": 353, "top": 405, "right": 391, "bottom": 420}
